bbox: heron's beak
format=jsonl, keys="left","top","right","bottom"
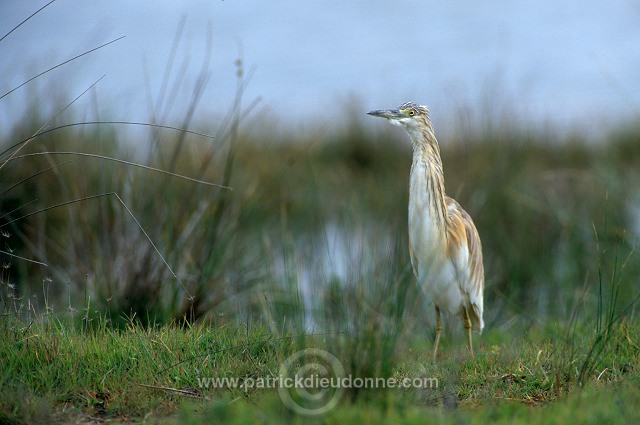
{"left": 367, "top": 109, "right": 404, "bottom": 120}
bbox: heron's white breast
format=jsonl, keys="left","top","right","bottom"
{"left": 408, "top": 160, "right": 465, "bottom": 311}
{"left": 408, "top": 161, "right": 446, "bottom": 272}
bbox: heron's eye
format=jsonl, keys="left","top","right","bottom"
{"left": 408, "top": 110, "right": 415, "bottom": 116}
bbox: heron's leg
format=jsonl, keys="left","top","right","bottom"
{"left": 463, "top": 307, "right": 474, "bottom": 358}
{"left": 433, "top": 306, "right": 442, "bottom": 361}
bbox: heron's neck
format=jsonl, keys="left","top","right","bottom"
{"left": 408, "top": 125, "right": 448, "bottom": 230}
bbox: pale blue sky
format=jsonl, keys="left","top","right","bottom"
{"left": 1, "top": 1, "right": 639, "bottom": 138}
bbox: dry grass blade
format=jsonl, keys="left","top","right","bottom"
{"left": 111, "top": 192, "right": 193, "bottom": 300}
{"left": 136, "top": 383, "right": 208, "bottom": 400}
{"left": 0, "top": 193, "right": 118, "bottom": 228}
{"left": 0, "top": 249, "right": 48, "bottom": 267}
{"left": 0, "top": 161, "right": 72, "bottom": 198}
{"left": 0, "top": 121, "right": 214, "bottom": 164}
{"left": 0, "top": 36, "right": 125, "bottom": 100}
{"left": 0, "top": 76, "right": 105, "bottom": 172}
{"left": 34, "top": 121, "right": 214, "bottom": 141}
{"left": 0, "top": 191, "right": 193, "bottom": 300}
{"left": 5, "top": 152, "right": 231, "bottom": 189}
{"left": 0, "top": 198, "right": 38, "bottom": 222}
{"left": 0, "top": 0, "right": 57, "bottom": 44}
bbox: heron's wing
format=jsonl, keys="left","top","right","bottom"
{"left": 445, "top": 197, "right": 484, "bottom": 332}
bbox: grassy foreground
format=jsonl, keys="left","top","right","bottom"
{"left": 2, "top": 109, "right": 640, "bottom": 423}
{"left": 2, "top": 99, "right": 640, "bottom": 422}
{"left": 1, "top": 313, "right": 639, "bottom": 424}
{"left": 3, "top": 5, "right": 640, "bottom": 422}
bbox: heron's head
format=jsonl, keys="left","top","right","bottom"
{"left": 367, "top": 102, "right": 431, "bottom": 138}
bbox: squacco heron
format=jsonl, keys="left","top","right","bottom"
{"left": 368, "top": 102, "right": 484, "bottom": 359}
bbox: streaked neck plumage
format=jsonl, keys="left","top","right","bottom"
{"left": 407, "top": 118, "right": 448, "bottom": 235}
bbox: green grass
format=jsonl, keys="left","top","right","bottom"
{"left": 3, "top": 9, "right": 640, "bottom": 421}
{"left": 2, "top": 104, "right": 640, "bottom": 422}
{"left": 2, "top": 107, "right": 640, "bottom": 422}
{"left": 1, "top": 314, "right": 638, "bottom": 424}
{"left": 0, "top": 317, "right": 292, "bottom": 423}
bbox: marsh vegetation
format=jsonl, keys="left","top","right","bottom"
{"left": 2, "top": 6, "right": 640, "bottom": 423}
